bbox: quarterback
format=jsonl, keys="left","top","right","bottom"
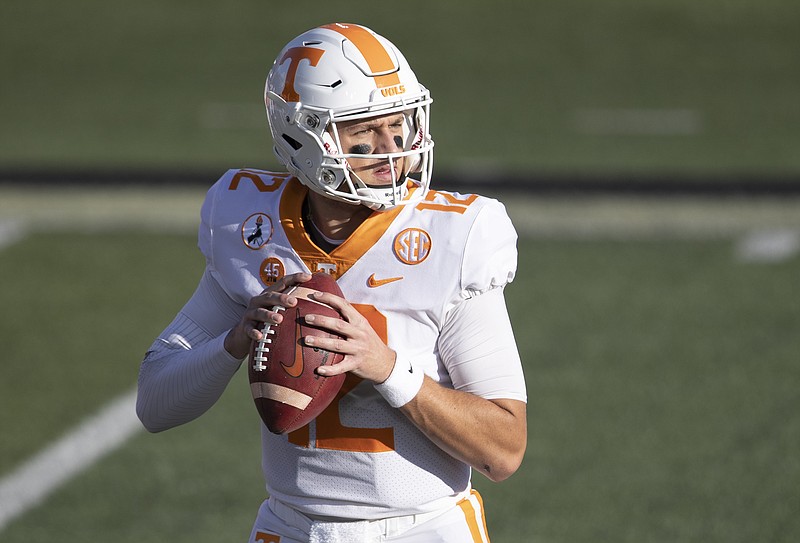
{"left": 136, "top": 22, "right": 527, "bottom": 542}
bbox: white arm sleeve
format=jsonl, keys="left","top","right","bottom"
{"left": 136, "top": 268, "right": 247, "bottom": 432}
{"left": 438, "top": 287, "right": 527, "bottom": 402}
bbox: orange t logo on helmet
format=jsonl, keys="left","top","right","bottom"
{"left": 277, "top": 22, "right": 403, "bottom": 103}
{"left": 277, "top": 47, "right": 325, "bottom": 102}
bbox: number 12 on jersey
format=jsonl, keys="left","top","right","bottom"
{"left": 287, "top": 304, "right": 395, "bottom": 453}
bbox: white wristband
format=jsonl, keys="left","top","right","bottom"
{"left": 374, "top": 358, "right": 424, "bottom": 408}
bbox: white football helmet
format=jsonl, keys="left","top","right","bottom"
{"left": 265, "top": 23, "right": 434, "bottom": 210}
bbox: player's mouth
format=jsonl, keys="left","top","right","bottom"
{"left": 348, "top": 156, "right": 404, "bottom": 185}
{"left": 373, "top": 161, "right": 401, "bottom": 181}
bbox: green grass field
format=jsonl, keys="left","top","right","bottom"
{"left": 1, "top": 191, "right": 798, "bottom": 542}
{"left": 2, "top": 0, "right": 800, "bottom": 177}
{"left": 2, "top": 0, "right": 800, "bottom": 540}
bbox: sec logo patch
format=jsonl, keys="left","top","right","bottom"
{"left": 242, "top": 213, "right": 273, "bottom": 250}
{"left": 393, "top": 228, "right": 431, "bottom": 265}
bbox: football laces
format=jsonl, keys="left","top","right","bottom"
{"left": 252, "top": 305, "right": 285, "bottom": 372}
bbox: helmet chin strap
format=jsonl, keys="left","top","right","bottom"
{"left": 354, "top": 184, "right": 406, "bottom": 211}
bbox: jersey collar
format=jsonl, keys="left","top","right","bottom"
{"left": 279, "top": 178, "right": 409, "bottom": 278}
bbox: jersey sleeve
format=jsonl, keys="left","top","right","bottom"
{"left": 197, "top": 169, "right": 250, "bottom": 304}
{"left": 436, "top": 198, "right": 526, "bottom": 401}
{"left": 198, "top": 170, "right": 233, "bottom": 274}
{"left": 459, "top": 198, "right": 517, "bottom": 298}
{"left": 437, "top": 287, "right": 527, "bottom": 402}
{"left": 136, "top": 268, "right": 245, "bottom": 432}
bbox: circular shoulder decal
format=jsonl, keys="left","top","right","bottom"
{"left": 393, "top": 228, "right": 431, "bottom": 265}
{"left": 242, "top": 213, "right": 273, "bottom": 250}
{"left": 260, "top": 257, "right": 285, "bottom": 285}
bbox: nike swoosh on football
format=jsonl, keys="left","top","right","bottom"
{"left": 280, "top": 315, "right": 304, "bottom": 377}
{"left": 367, "top": 274, "right": 404, "bottom": 288}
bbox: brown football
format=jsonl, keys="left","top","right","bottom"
{"left": 248, "top": 272, "right": 347, "bottom": 434}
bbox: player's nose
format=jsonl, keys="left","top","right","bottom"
{"left": 375, "top": 129, "right": 403, "bottom": 153}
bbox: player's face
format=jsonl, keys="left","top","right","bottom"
{"left": 336, "top": 112, "right": 406, "bottom": 186}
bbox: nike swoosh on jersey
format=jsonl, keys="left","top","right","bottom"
{"left": 367, "top": 273, "right": 404, "bottom": 288}
{"left": 280, "top": 316, "right": 304, "bottom": 377}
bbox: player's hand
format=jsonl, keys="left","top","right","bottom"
{"left": 302, "top": 291, "right": 396, "bottom": 384}
{"left": 223, "top": 272, "right": 312, "bottom": 360}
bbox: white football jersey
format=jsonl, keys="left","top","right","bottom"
{"left": 198, "top": 168, "right": 526, "bottom": 519}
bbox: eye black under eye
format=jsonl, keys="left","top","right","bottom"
{"left": 349, "top": 143, "right": 372, "bottom": 154}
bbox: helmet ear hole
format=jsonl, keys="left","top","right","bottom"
{"left": 282, "top": 134, "right": 303, "bottom": 151}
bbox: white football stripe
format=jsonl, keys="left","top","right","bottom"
{"left": 251, "top": 382, "right": 312, "bottom": 410}
{"left": 288, "top": 286, "right": 336, "bottom": 309}
{"left": 0, "top": 389, "right": 141, "bottom": 531}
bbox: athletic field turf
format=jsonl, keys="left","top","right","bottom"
{"left": 2, "top": 0, "right": 799, "bottom": 539}
{"left": 2, "top": 0, "right": 800, "bottom": 177}
{"left": 1, "top": 187, "right": 798, "bottom": 542}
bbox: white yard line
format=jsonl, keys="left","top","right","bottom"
{"left": 0, "top": 390, "right": 141, "bottom": 531}
{"left": 500, "top": 195, "right": 800, "bottom": 241}
{"left": 0, "top": 219, "right": 26, "bottom": 251}
{"left": 3, "top": 186, "right": 800, "bottom": 241}
{"left": 735, "top": 229, "right": 800, "bottom": 263}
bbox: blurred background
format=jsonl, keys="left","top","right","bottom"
{"left": 1, "top": 1, "right": 799, "bottom": 542}
{"left": 2, "top": 0, "right": 800, "bottom": 183}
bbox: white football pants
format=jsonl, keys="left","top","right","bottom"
{"left": 248, "top": 490, "right": 491, "bottom": 543}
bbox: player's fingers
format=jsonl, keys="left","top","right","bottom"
{"left": 242, "top": 305, "right": 287, "bottom": 341}
{"left": 246, "top": 324, "right": 263, "bottom": 342}
{"left": 307, "top": 289, "right": 337, "bottom": 302}
{"left": 304, "top": 313, "right": 349, "bottom": 336}
{"left": 253, "top": 274, "right": 311, "bottom": 309}
{"left": 303, "top": 334, "right": 351, "bottom": 355}
{"left": 271, "top": 271, "right": 312, "bottom": 292}
{"left": 307, "top": 291, "right": 362, "bottom": 322}
{"left": 315, "top": 358, "right": 354, "bottom": 376}
{"left": 252, "top": 307, "right": 284, "bottom": 325}
{"left": 257, "top": 273, "right": 311, "bottom": 304}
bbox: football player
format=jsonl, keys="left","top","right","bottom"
{"left": 137, "top": 22, "right": 527, "bottom": 543}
